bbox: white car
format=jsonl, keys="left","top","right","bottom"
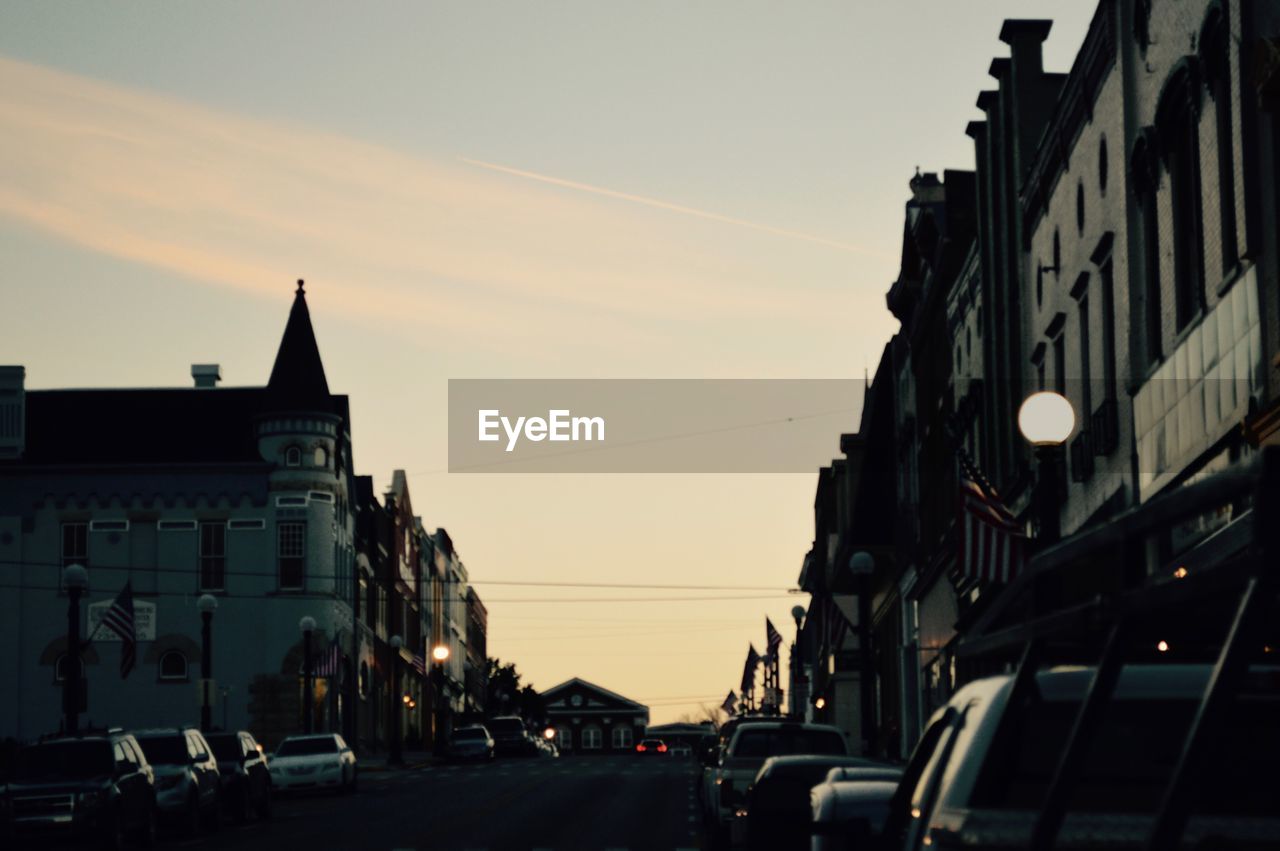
{"left": 268, "top": 733, "right": 357, "bottom": 793}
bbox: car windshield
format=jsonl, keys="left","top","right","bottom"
{"left": 452, "top": 729, "right": 487, "bottom": 740}
{"left": 134, "top": 736, "right": 190, "bottom": 765}
{"left": 14, "top": 741, "right": 114, "bottom": 781}
{"left": 276, "top": 737, "right": 337, "bottom": 757}
{"left": 733, "top": 729, "right": 846, "bottom": 758}
{"left": 203, "top": 735, "right": 242, "bottom": 761}
{"left": 486, "top": 719, "right": 525, "bottom": 734}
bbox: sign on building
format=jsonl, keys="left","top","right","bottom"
{"left": 87, "top": 598, "right": 157, "bottom": 641}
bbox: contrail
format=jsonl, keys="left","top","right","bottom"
{"left": 459, "top": 156, "right": 886, "bottom": 258}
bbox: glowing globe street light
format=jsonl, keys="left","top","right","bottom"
{"left": 1018, "top": 391, "right": 1077, "bottom": 446}
{"left": 431, "top": 644, "right": 450, "bottom": 663}
{"left": 1018, "top": 391, "right": 1075, "bottom": 546}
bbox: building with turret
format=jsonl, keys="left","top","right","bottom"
{"left": 0, "top": 281, "right": 358, "bottom": 745}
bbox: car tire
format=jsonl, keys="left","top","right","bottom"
{"left": 203, "top": 794, "right": 222, "bottom": 833}
{"left": 184, "top": 795, "right": 201, "bottom": 838}
{"left": 99, "top": 808, "right": 125, "bottom": 851}
{"left": 234, "top": 787, "right": 250, "bottom": 823}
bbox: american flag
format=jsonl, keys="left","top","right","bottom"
{"left": 957, "top": 445, "right": 1026, "bottom": 583}
{"left": 720, "top": 690, "right": 737, "bottom": 714}
{"left": 313, "top": 636, "right": 343, "bottom": 679}
{"left": 740, "top": 644, "right": 760, "bottom": 694}
{"left": 410, "top": 651, "right": 426, "bottom": 675}
{"left": 765, "top": 617, "right": 783, "bottom": 654}
{"left": 99, "top": 582, "right": 136, "bottom": 679}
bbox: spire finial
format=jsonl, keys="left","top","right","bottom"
{"left": 296, "top": 278, "right": 305, "bottom": 294}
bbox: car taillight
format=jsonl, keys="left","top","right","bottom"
{"left": 636, "top": 745, "right": 646, "bottom": 752}
{"left": 658, "top": 744, "right": 667, "bottom": 752}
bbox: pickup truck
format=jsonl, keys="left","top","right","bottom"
{"left": 700, "top": 719, "right": 847, "bottom": 848}
{"left": 880, "top": 663, "right": 1280, "bottom": 849}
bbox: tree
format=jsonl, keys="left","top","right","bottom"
{"left": 485, "top": 658, "right": 546, "bottom": 725}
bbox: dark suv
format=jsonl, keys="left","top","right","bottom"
{"left": 486, "top": 716, "right": 535, "bottom": 757}
{"left": 2, "top": 728, "right": 157, "bottom": 849}
{"left": 130, "top": 728, "right": 220, "bottom": 835}
{"left": 202, "top": 731, "right": 271, "bottom": 821}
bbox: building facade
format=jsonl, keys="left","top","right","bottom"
{"left": 0, "top": 283, "right": 358, "bottom": 746}
{"left": 542, "top": 678, "right": 648, "bottom": 755}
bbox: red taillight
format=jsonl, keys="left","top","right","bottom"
{"left": 636, "top": 744, "right": 645, "bottom": 752}
{"left": 658, "top": 744, "right": 667, "bottom": 752}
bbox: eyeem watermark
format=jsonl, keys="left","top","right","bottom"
{"left": 478, "top": 409, "right": 606, "bottom": 452}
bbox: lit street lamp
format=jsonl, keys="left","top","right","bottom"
{"left": 431, "top": 643, "right": 450, "bottom": 757}
{"left": 300, "top": 616, "right": 316, "bottom": 734}
{"left": 62, "top": 564, "right": 88, "bottom": 734}
{"left": 389, "top": 635, "right": 403, "bottom": 765}
{"left": 1018, "top": 391, "right": 1075, "bottom": 545}
{"left": 197, "top": 594, "right": 218, "bottom": 732}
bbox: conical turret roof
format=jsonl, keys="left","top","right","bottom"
{"left": 267, "top": 279, "right": 332, "bottom": 413}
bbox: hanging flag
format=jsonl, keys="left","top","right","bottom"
{"left": 411, "top": 651, "right": 427, "bottom": 676}
{"left": 740, "top": 644, "right": 760, "bottom": 694}
{"left": 956, "top": 445, "right": 1027, "bottom": 583}
{"left": 98, "top": 581, "right": 137, "bottom": 679}
{"left": 720, "top": 691, "right": 737, "bottom": 714}
{"left": 313, "top": 635, "right": 344, "bottom": 679}
{"left": 765, "top": 617, "right": 783, "bottom": 654}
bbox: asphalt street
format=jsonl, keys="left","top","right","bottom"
{"left": 174, "top": 755, "right": 704, "bottom": 851}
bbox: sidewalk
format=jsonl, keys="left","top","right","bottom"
{"left": 359, "top": 750, "right": 440, "bottom": 772}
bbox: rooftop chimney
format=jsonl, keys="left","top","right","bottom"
{"left": 0, "top": 366, "right": 25, "bottom": 459}
{"left": 191, "top": 364, "right": 222, "bottom": 389}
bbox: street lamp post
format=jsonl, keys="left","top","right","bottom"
{"left": 789, "top": 604, "right": 805, "bottom": 718}
{"left": 300, "top": 616, "right": 316, "bottom": 734}
{"left": 197, "top": 594, "right": 218, "bottom": 732}
{"left": 389, "top": 635, "right": 403, "bottom": 765}
{"left": 1018, "top": 391, "right": 1076, "bottom": 546}
{"left": 431, "top": 643, "right": 450, "bottom": 757}
{"left": 62, "top": 564, "right": 88, "bottom": 735}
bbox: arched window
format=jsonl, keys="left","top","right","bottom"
{"left": 285, "top": 447, "right": 301, "bottom": 468}
{"left": 1201, "top": 4, "right": 1238, "bottom": 277}
{"left": 314, "top": 446, "right": 328, "bottom": 468}
{"left": 611, "top": 726, "right": 633, "bottom": 749}
{"left": 1155, "top": 60, "right": 1207, "bottom": 332}
{"left": 581, "top": 725, "right": 602, "bottom": 750}
{"left": 557, "top": 728, "right": 572, "bottom": 751}
{"left": 159, "top": 650, "right": 188, "bottom": 681}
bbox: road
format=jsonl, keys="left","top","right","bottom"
{"left": 178, "top": 754, "right": 705, "bottom": 851}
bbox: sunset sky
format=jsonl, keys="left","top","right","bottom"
{"left": 0, "top": 2, "right": 1093, "bottom": 722}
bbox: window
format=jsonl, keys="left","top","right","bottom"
{"left": 199, "top": 522, "right": 226, "bottom": 591}
{"left": 1076, "top": 181, "right": 1085, "bottom": 233}
{"left": 277, "top": 522, "right": 305, "bottom": 590}
{"left": 1077, "top": 294, "right": 1093, "bottom": 426}
{"left": 285, "top": 446, "right": 301, "bottom": 467}
{"left": 612, "top": 726, "right": 633, "bottom": 749}
{"left": 1204, "top": 13, "right": 1238, "bottom": 277}
{"left": 158, "top": 520, "right": 197, "bottom": 531}
{"left": 61, "top": 522, "right": 87, "bottom": 569}
{"left": 158, "top": 650, "right": 188, "bottom": 681}
{"left": 1036, "top": 266, "right": 1044, "bottom": 308}
{"left": 1135, "top": 129, "right": 1163, "bottom": 364}
{"left": 377, "top": 586, "right": 388, "bottom": 641}
{"left": 314, "top": 446, "right": 328, "bottom": 468}
{"left": 1157, "top": 67, "right": 1206, "bottom": 332}
{"left": 89, "top": 519, "right": 129, "bottom": 532}
{"left": 1099, "top": 135, "right": 1109, "bottom": 194}
{"left": 1053, "top": 229, "right": 1061, "bottom": 273}
{"left": 558, "top": 728, "right": 572, "bottom": 751}
{"left": 581, "top": 726, "right": 602, "bottom": 750}
{"left": 1100, "top": 260, "right": 1118, "bottom": 400}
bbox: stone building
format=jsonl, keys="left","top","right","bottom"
{"left": 542, "top": 678, "right": 648, "bottom": 755}
{"left": 0, "top": 282, "right": 358, "bottom": 745}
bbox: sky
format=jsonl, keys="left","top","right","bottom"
{"left": 0, "top": 1, "right": 1094, "bottom": 723}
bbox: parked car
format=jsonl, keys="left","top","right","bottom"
{"left": 445, "top": 726, "right": 495, "bottom": 762}
{"left": 702, "top": 720, "right": 847, "bottom": 849}
{"left": 810, "top": 776, "right": 900, "bottom": 851}
{"left": 2, "top": 728, "right": 157, "bottom": 849}
{"left": 738, "top": 755, "right": 889, "bottom": 850}
{"left": 202, "top": 731, "right": 271, "bottom": 821}
{"left": 268, "top": 733, "right": 357, "bottom": 794}
{"left": 635, "top": 738, "right": 668, "bottom": 755}
{"left": 131, "top": 727, "right": 220, "bottom": 835}
{"left": 486, "top": 716, "right": 534, "bottom": 757}
{"left": 882, "top": 664, "right": 1280, "bottom": 850}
